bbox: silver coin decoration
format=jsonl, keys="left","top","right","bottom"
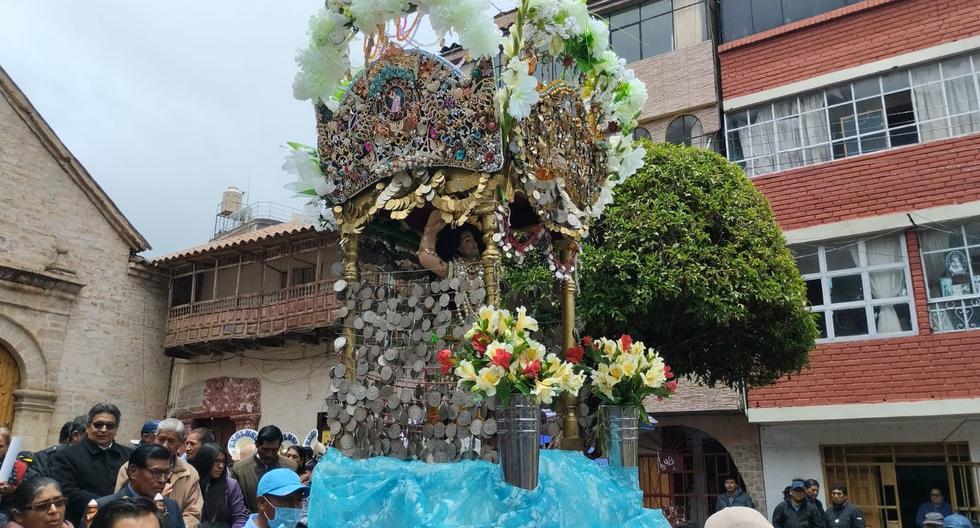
{"left": 323, "top": 267, "right": 558, "bottom": 464}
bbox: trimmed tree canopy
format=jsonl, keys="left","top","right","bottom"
{"left": 575, "top": 141, "right": 817, "bottom": 387}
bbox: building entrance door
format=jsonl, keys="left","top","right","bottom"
{"left": 0, "top": 344, "right": 21, "bottom": 427}
{"left": 896, "top": 465, "right": 949, "bottom": 528}
{"left": 823, "top": 444, "right": 979, "bottom": 528}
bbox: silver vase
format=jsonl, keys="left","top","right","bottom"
{"left": 496, "top": 394, "right": 540, "bottom": 490}
{"left": 599, "top": 404, "right": 641, "bottom": 468}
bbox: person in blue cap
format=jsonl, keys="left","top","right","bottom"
{"left": 243, "top": 469, "right": 309, "bottom": 528}
{"left": 140, "top": 421, "right": 161, "bottom": 447}
{"left": 772, "top": 479, "right": 825, "bottom": 528}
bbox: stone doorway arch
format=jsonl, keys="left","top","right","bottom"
{"left": 0, "top": 314, "right": 57, "bottom": 448}
{"left": 639, "top": 422, "right": 761, "bottom": 527}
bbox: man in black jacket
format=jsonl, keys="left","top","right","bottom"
{"left": 773, "top": 479, "right": 826, "bottom": 528}
{"left": 51, "top": 403, "right": 133, "bottom": 527}
{"left": 716, "top": 477, "right": 755, "bottom": 511}
{"left": 824, "top": 484, "right": 865, "bottom": 528}
{"left": 806, "top": 479, "right": 826, "bottom": 516}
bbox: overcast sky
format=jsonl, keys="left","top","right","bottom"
{"left": 0, "top": 1, "right": 515, "bottom": 257}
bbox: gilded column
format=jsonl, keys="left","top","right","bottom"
{"left": 478, "top": 205, "right": 500, "bottom": 307}
{"left": 558, "top": 240, "right": 582, "bottom": 451}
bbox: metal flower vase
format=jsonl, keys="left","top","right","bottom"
{"left": 599, "top": 404, "right": 641, "bottom": 468}
{"left": 497, "top": 394, "right": 541, "bottom": 490}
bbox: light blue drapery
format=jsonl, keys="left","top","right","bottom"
{"left": 308, "top": 448, "right": 671, "bottom": 528}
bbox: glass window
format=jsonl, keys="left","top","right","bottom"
{"left": 750, "top": 0, "right": 784, "bottom": 34}
{"left": 641, "top": 0, "right": 672, "bottom": 18}
{"left": 610, "top": 24, "right": 642, "bottom": 63}
{"left": 920, "top": 223, "right": 980, "bottom": 333}
{"left": 721, "top": 0, "right": 866, "bottom": 42}
{"left": 721, "top": 0, "right": 753, "bottom": 42}
{"left": 633, "top": 127, "right": 652, "bottom": 141}
{"left": 791, "top": 235, "right": 915, "bottom": 340}
{"left": 641, "top": 15, "right": 674, "bottom": 58}
{"left": 666, "top": 115, "right": 703, "bottom": 146}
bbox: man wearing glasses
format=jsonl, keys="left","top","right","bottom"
{"left": 915, "top": 488, "right": 953, "bottom": 527}
{"left": 52, "top": 403, "right": 132, "bottom": 527}
{"left": 90, "top": 445, "right": 184, "bottom": 528}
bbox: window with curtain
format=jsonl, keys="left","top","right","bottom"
{"left": 918, "top": 222, "right": 980, "bottom": 333}
{"left": 726, "top": 51, "right": 980, "bottom": 177}
{"left": 791, "top": 235, "right": 915, "bottom": 340}
{"left": 607, "top": 0, "right": 711, "bottom": 63}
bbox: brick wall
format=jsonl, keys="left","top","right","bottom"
{"left": 749, "top": 228, "right": 980, "bottom": 408}
{"left": 719, "top": 0, "right": 980, "bottom": 99}
{"left": 753, "top": 133, "right": 980, "bottom": 232}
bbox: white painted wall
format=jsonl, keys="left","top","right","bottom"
{"left": 173, "top": 343, "right": 339, "bottom": 436}
{"left": 759, "top": 418, "right": 980, "bottom": 518}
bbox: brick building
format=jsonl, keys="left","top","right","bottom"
{"left": 717, "top": 0, "right": 980, "bottom": 524}
{"left": 0, "top": 66, "right": 170, "bottom": 449}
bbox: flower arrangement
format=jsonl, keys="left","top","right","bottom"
{"left": 565, "top": 335, "right": 677, "bottom": 406}
{"left": 437, "top": 306, "right": 586, "bottom": 407}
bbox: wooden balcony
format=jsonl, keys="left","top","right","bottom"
{"left": 165, "top": 279, "right": 341, "bottom": 355}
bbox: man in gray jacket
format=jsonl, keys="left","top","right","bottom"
{"left": 824, "top": 484, "right": 865, "bottom": 528}
{"left": 716, "top": 477, "right": 755, "bottom": 511}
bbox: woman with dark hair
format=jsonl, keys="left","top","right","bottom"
{"left": 281, "top": 447, "right": 310, "bottom": 485}
{"left": 5, "top": 477, "right": 71, "bottom": 528}
{"left": 188, "top": 445, "right": 245, "bottom": 528}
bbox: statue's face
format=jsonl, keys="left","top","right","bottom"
{"left": 458, "top": 231, "right": 480, "bottom": 259}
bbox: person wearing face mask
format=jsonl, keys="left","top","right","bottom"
{"left": 243, "top": 470, "right": 308, "bottom": 528}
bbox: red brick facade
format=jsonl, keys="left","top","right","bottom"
{"left": 753, "top": 134, "right": 980, "bottom": 232}
{"left": 719, "top": 0, "right": 980, "bottom": 99}
{"left": 749, "top": 230, "right": 980, "bottom": 408}
{"left": 722, "top": 0, "right": 980, "bottom": 409}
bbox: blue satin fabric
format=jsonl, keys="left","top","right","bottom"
{"left": 308, "top": 448, "right": 671, "bottom": 528}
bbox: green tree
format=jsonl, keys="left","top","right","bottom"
{"left": 505, "top": 141, "right": 817, "bottom": 387}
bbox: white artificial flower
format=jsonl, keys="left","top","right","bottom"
{"left": 502, "top": 59, "right": 540, "bottom": 120}
{"left": 586, "top": 16, "right": 609, "bottom": 55}
{"left": 462, "top": 19, "right": 501, "bottom": 58}
{"left": 618, "top": 145, "right": 646, "bottom": 179}
{"left": 350, "top": 0, "right": 408, "bottom": 32}
{"left": 293, "top": 45, "right": 351, "bottom": 103}
{"left": 309, "top": 8, "right": 351, "bottom": 48}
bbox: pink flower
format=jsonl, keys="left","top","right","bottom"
{"left": 490, "top": 348, "right": 512, "bottom": 369}
{"left": 664, "top": 365, "right": 674, "bottom": 380}
{"left": 565, "top": 346, "right": 584, "bottom": 364}
{"left": 582, "top": 336, "right": 593, "bottom": 348}
{"left": 619, "top": 334, "right": 632, "bottom": 351}
{"left": 665, "top": 380, "right": 678, "bottom": 392}
{"left": 523, "top": 359, "right": 541, "bottom": 379}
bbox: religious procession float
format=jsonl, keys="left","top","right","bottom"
{"left": 282, "top": 0, "right": 677, "bottom": 525}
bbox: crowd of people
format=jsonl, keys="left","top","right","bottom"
{"left": 0, "top": 403, "right": 319, "bottom": 528}
{"left": 710, "top": 477, "right": 976, "bottom": 528}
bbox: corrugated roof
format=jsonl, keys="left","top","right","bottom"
{"left": 152, "top": 221, "right": 325, "bottom": 265}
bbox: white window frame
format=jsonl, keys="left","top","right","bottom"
{"left": 918, "top": 224, "right": 980, "bottom": 333}
{"left": 725, "top": 50, "right": 980, "bottom": 177}
{"left": 794, "top": 235, "right": 917, "bottom": 342}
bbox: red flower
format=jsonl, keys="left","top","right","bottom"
{"left": 522, "top": 359, "right": 541, "bottom": 379}
{"left": 663, "top": 365, "right": 674, "bottom": 380}
{"left": 437, "top": 353, "right": 452, "bottom": 375}
{"left": 581, "top": 336, "right": 593, "bottom": 348}
{"left": 470, "top": 333, "right": 490, "bottom": 356}
{"left": 437, "top": 349, "right": 454, "bottom": 374}
{"left": 490, "top": 347, "right": 512, "bottom": 369}
{"left": 619, "top": 334, "right": 632, "bottom": 351}
{"left": 665, "top": 380, "right": 678, "bottom": 392}
{"left": 565, "top": 346, "right": 584, "bottom": 364}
